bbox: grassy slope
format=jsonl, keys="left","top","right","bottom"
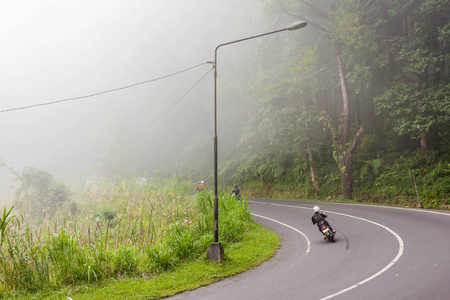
{"left": 2, "top": 222, "right": 279, "bottom": 300}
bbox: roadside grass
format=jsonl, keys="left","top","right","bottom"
{"left": 0, "top": 175, "right": 265, "bottom": 295}
{"left": 1, "top": 222, "right": 279, "bottom": 300}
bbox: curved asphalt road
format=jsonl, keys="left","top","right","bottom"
{"left": 168, "top": 199, "right": 450, "bottom": 300}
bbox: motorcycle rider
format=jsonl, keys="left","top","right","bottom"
{"left": 196, "top": 180, "right": 205, "bottom": 192}
{"left": 311, "top": 206, "right": 336, "bottom": 239}
{"left": 230, "top": 184, "right": 240, "bottom": 198}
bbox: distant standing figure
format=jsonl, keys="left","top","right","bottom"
{"left": 197, "top": 180, "right": 205, "bottom": 192}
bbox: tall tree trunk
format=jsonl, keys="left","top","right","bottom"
{"left": 320, "top": 44, "right": 365, "bottom": 199}
{"left": 305, "top": 118, "right": 319, "bottom": 193}
{"left": 335, "top": 44, "right": 359, "bottom": 199}
{"left": 339, "top": 153, "right": 353, "bottom": 199}
{"left": 321, "top": 112, "right": 364, "bottom": 199}
{"left": 307, "top": 142, "right": 320, "bottom": 193}
{"left": 336, "top": 49, "right": 351, "bottom": 145}
{"left": 415, "top": 93, "right": 428, "bottom": 159}
{"left": 420, "top": 132, "right": 427, "bottom": 159}
{"left": 302, "top": 94, "right": 320, "bottom": 193}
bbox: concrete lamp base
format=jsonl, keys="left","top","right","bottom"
{"left": 207, "top": 242, "right": 224, "bottom": 262}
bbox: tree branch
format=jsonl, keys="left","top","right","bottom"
{"left": 350, "top": 124, "right": 365, "bottom": 153}
{"left": 320, "top": 111, "right": 342, "bottom": 154}
{"left": 300, "top": 60, "right": 335, "bottom": 82}
{"left": 292, "top": 0, "right": 330, "bottom": 20}
{"left": 362, "top": 0, "right": 374, "bottom": 11}
{"left": 275, "top": 0, "right": 331, "bottom": 33}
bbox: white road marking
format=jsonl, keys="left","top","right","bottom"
{"left": 251, "top": 213, "right": 311, "bottom": 255}
{"left": 323, "top": 201, "right": 450, "bottom": 216}
{"left": 248, "top": 201, "right": 405, "bottom": 299}
{"left": 318, "top": 209, "right": 404, "bottom": 300}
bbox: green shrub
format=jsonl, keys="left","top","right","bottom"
{"left": 70, "top": 242, "right": 108, "bottom": 283}
{"left": 48, "top": 228, "right": 79, "bottom": 284}
{"left": 193, "top": 191, "right": 213, "bottom": 234}
{"left": 0, "top": 206, "right": 22, "bottom": 247}
{"left": 113, "top": 245, "right": 138, "bottom": 275}
{"left": 220, "top": 214, "right": 246, "bottom": 242}
{"left": 147, "top": 243, "right": 176, "bottom": 272}
{"left": 166, "top": 221, "right": 199, "bottom": 260}
{"left": 1, "top": 234, "right": 41, "bottom": 292}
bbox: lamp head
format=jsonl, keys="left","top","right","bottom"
{"left": 286, "top": 21, "right": 307, "bottom": 31}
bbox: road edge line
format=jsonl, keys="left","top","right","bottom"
{"left": 251, "top": 213, "right": 311, "bottom": 255}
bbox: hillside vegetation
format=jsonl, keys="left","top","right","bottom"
{"left": 0, "top": 176, "right": 279, "bottom": 299}
{"left": 207, "top": 0, "right": 450, "bottom": 207}
{"left": 88, "top": 1, "right": 449, "bottom": 207}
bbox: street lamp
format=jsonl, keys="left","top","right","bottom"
{"left": 207, "top": 21, "right": 307, "bottom": 262}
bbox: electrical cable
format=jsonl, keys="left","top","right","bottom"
{"left": 0, "top": 62, "right": 211, "bottom": 113}
{"left": 149, "top": 66, "right": 213, "bottom": 126}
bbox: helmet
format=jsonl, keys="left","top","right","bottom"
{"left": 201, "top": 181, "right": 204, "bottom": 184}
{"left": 234, "top": 185, "right": 237, "bottom": 188}
{"left": 313, "top": 206, "right": 320, "bottom": 212}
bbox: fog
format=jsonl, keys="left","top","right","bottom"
{"left": 0, "top": 1, "right": 266, "bottom": 196}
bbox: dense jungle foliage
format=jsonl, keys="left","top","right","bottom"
{"left": 210, "top": 0, "right": 450, "bottom": 207}
{"left": 61, "top": 0, "right": 447, "bottom": 208}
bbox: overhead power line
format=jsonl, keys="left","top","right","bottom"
{"left": 149, "top": 66, "right": 213, "bottom": 126}
{"left": 0, "top": 62, "right": 211, "bottom": 113}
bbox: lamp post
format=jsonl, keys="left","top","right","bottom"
{"left": 207, "top": 21, "right": 307, "bottom": 262}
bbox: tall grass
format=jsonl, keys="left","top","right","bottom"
{"left": 0, "top": 175, "right": 252, "bottom": 294}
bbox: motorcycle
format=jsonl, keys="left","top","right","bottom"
{"left": 230, "top": 192, "right": 242, "bottom": 201}
{"left": 320, "top": 223, "right": 335, "bottom": 242}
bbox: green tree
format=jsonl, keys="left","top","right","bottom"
{"left": 372, "top": 0, "right": 450, "bottom": 157}
{"left": 261, "top": 0, "right": 366, "bottom": 199}
{"left": 14, "top": 167, "right": 72, "bottom": 220}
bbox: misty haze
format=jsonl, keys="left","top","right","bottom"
{"left": 1, "top": 0, "right": 448, "bottom": 208}
{"left": 1, "top": 0, "right": 449, "bottom": 298}
{"left": 1, "top": 0, "right": 265, "bottom": 198}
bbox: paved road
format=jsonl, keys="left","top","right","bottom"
{"left": 168, "top": 199, "right": 450, "bottom": 300}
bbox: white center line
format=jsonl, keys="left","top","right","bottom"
{"left": 249, "top": 201, "right": 404, "bottom": 299}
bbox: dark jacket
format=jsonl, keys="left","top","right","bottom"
{"left": 311, "top": 212, "right": 328, "bottom": 225}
